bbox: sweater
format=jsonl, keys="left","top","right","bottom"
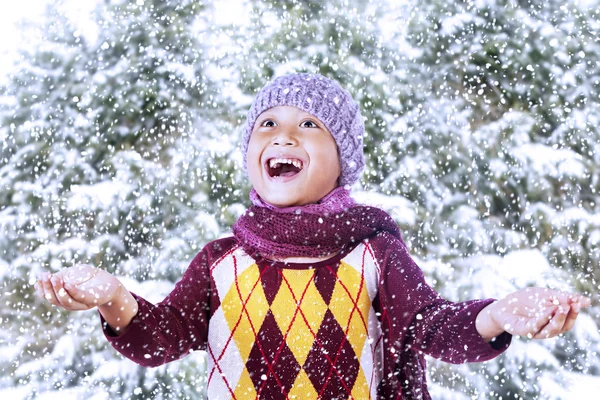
{"left": 100, "top": 232, "right": 511, "bottom": 399}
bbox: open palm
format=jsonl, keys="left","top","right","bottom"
{"left": 489, "top": 287, "right": 590, "bottom": 339}
{"left": 35, "top": 265, "right": 122, "bottom": 311}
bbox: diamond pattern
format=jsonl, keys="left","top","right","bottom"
{"left": 212, "top": 243, "right": 379, "bottom": 399}
{"left": 207, "top": 307, "right": 243, "bottom": 397}
{"left": 329, "top": 261, "right": 370, "bottom": 357}
{"left": 288, "top": 370, "right": 318, "bottom": 399}
{"left": 259, "top": 263, "right": 282, "bottom": 305}
{"left": 271, "top": 269, "right": 328, "bottom": 365}
{"left": 247, "top": 310, "right": 301, "bottom": 397}
{"left": 313, "top": 263, "right": 339, "bottom": 305}
{"left": 221, "top": 263, "right": 269, "bottom": 361}
{"left": 233, "top": 369, "right": 257, "bottom": 399}
{"left": 304, "top": 309, "right": 359, "bottom": 398}
{"left": 351, "top": 367, "right": 371, "bottom": 399}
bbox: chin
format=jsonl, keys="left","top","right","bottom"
{"left": 264, "top": 197, "right": 305, "bottom": 208}
{"left": 261, "top": 191, "right": 318, "bottom": 207}
{"left": 258, "top": 186, "right": 332, "bottom": 208}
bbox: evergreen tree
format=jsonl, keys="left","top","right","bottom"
{"left": 2, "top": 0, "right": 599, "bottom": 398}
{"left": 0, "top": 0, "right": 233, "bottom": 398}
{"left": 395, "top": 0, "right": 600, "bottom": 397}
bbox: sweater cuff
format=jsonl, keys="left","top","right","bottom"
{"left": 99, "top": 292, "right": 184, "bottom": 367}
{"left": 463, "top": 298, "right": 512, "bottom": 362}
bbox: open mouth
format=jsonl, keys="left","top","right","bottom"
{"left": 266, "top": 158, "right": 304, "bottom": 178}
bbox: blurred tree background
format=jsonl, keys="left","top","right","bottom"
{"left": 0, "top": 0, "right": 598, "bottom": 398}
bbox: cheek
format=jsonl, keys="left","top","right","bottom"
{"left": 246, "top": 139, "right": 263, "bottom": 177}
{"left": 246, "top": 136, "right": 263, "bottom": 162}
{"left": 310, "top": 141, "right": 341, "bottom": 179}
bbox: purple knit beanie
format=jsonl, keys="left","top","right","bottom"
{"left": 242, "top": 73, "right": 365, "bottom": 187}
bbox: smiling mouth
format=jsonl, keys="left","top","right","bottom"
{"left": 267, "top": 158, "right": 304, "bottom": 178}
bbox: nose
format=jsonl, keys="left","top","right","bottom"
{"left": 271, "top": 129, "right": 297, "bottom": 146}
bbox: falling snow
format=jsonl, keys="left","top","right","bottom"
{"left": 1, "top": 0, "right": 599, "bottom": 399}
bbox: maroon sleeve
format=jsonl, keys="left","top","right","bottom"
{"left": 99, "top": 237, "right": 237, "bottom": 367}
{"left": 372, "top": 232, "right": 511, "bottom": 365}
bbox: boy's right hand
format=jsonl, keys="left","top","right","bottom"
{"left": 34, "top": 265, "right": 122, "bottom": 311}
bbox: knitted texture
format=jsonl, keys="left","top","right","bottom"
{"left": 101, "top": 234, "right": 512, "bottom": 399}
{"left": 242, "top": 73, "right": 365, "bottom": 186}
{"left": 233, "top": 188, "right": 402, "bottom": 258}
{"left": 212, "top": 254, "right": 378, "bottom": 399}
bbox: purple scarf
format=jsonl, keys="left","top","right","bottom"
{"left": 233, "top": 187, "right": 402, "bottom": 258}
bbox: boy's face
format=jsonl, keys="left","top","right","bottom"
{"left": 247, "top": 106, "right": 341, "bottom": 207}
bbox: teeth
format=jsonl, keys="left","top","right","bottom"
{"left": 268, "top": 158, "right": 303, "bottom": 169}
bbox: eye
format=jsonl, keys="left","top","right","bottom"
{"left": 260, "top": 119, "right": 277, "bottom": 127}
{"left": 301, "top": 120, "right": 318, "bottom": 128}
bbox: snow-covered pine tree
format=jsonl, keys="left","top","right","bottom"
{"left": 395, "top": 0, "right": 600, "bottom": 397}
{"left": 2, "top": 0, "right": 599, "bottom": 398}
{"left": 0, "top": 1, "right": 234, "bottom": 398}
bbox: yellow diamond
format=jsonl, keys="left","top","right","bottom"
{"left": 271, "top": 269, "right": 327, "bottom": 365}
{"left": 221, "top": 264, "right": 269, "bottom": 360}
{"left": 288, "top": 369, "right": 318, "bottom": 399}
{"left": 233, "top": 368, "right": 257, "bottom": 398}
{"left": 329, "top": 261, "right": 371, "bottom": 358}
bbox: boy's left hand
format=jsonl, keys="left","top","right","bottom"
{"left": 477, "top": 287, "right": 591, "bottom": 341}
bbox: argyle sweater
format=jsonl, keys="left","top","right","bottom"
{"left": 101, "top": 232, "right": 511, "bottom": 399}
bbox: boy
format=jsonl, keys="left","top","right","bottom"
{"left": 36, "top": 73, "right": 590, "bottom": 399}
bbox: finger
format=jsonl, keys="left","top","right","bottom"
{"left": 34, "top": 280, "right": 44, "bottom": 299}
{"left": 582, "top": 296, "right": 591, "bottom": 307}
{"left": 50, "top": 275, "right": 70, "bottom": 307}
{"left": 522, "top": 306, "right": 556, "bottom": 338}
{"left": 560, "top": 302, "right": 580, "bottom": 333}
{"left": 569, "top": 295, "right": 591, "bottom": 308}
{"left": 36, "top": 280, "right": 49, "bottom": 300}
{"left": 534, "top": 306, "right": 569, "bottom": 339}
{"left": 41, "top": 273, "right": 60, "bottom": 305}
{"left": 544, "top": 290, "right": 571, "bottom": 307}
{"left": 36, "top": 278, "right": 48, "bottom": 300}
{"left": 50, "top": 275, "right": 90, "bottom": 311}
{"left": 49, "top": 275, "right": 65, "bottom": 305}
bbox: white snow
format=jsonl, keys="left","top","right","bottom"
{"left": 538, "top": 370, "right": 600, "bottom": 399}
{"left": 352, "top": 190, "right": 417, "bottom": 226}
{"left": 67, "top": 181, "right": 134, "bottom": 211}
{"left": 460, "top": 248, "right": 571, "bottom": 301}
{"left": 2, "top": 0, "right": 600, "bottom": 398}
{"left": 512, "top": 144, "right": 586, "bottom": 179}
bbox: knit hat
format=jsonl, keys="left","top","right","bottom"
{"left": 242, "top": 73, "right": 365, "bottom": 187}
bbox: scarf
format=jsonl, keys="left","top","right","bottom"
{"left": 233, "top": 187, "right": 402, "bottom": 259}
